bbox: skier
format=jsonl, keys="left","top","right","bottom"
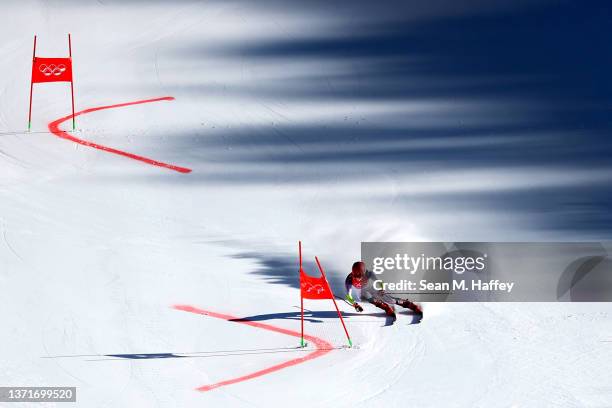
{"left": 345, "top": 261, "right": 422, "bottom": 321}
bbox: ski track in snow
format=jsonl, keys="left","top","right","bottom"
{"left": 2, "top": 226, "right": 23, "bottom": 262}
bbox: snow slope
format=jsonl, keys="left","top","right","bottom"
{"left": 0, "top": 1, "right": 611, "bottom": 407}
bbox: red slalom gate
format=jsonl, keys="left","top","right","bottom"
{"left": 47, "top": 96, "right": 192, "bottom": 173}
{"left": 173, "top": 305, "right": 335, "bottom": 392}
{"left": 29, "top": 34, "right": 76, "bottom": 131}
{"left": 299, "top": 241, "right": 353, "bottom": 348}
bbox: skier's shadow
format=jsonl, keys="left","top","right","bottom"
{"left": 231, "top": 310, "right": 363, "bottom": 324}
{"left": 231, "top": 310, "right": 421, "bottom": 325}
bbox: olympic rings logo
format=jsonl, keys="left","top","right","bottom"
{"left": 39, "top": 64, "right": 67, "bottom": 77}
{"left": 302, "top": 282, "right": 326, "bottom": 295}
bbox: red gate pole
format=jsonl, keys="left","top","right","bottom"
{"left": 315, "top": 256, "right": 352, "bottom": 348}
{"left": 68, "top": 33, "right": 75, "bottom": 130}
{"left": 299, "top": 241, "right": 305, "bottom": 347}
{"left": 27, "top": 35, "right": 37, "bottom": 131}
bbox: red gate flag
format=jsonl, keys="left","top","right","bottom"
{"left": 298, "top": 241, "right": 352, "bottom": 348}
{"left": 32, "top": 57, "right": 72, "bottom": 83}
{"left": 300, "top": 267, "right": 333, "bottom": 300}
{"left": 28, "top": 34, "right": 76, "bottom": 131}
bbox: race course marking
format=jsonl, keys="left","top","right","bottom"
{"left": 173, "top": 305, "right": 335, "bottom": 392}
{"left": 48, "top": 96, "right": 191, "bottom": 173}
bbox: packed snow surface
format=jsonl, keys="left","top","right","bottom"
{"left": 0, "top": 1, "right": 611, "bottom": 407}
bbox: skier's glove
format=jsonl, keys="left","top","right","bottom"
{"left": 345, "top": 294, "right": 363, "bottom": 312}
